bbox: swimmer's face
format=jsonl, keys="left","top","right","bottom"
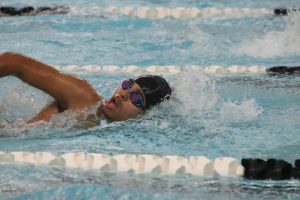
{"left": 102, "top": 80, "right": 146, "bottom": 121}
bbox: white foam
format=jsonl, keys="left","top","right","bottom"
{"left": 174, "top": 72, "right": 218, "bottom": 117}
{"left": 219, "top": 99, "right": 263, "bottom": 123}
{"left": 233, "top": 13, "right": 300, "bottom": 58}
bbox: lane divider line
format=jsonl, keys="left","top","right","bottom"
{"left": 52, "top": 65, "right": 268, "bottom": 74}
{"left": 0, "top": 151, "right": 242, "bottom": 177}
{"left": 1, "top": 151, "right": 299, "bottom": 180}
{"left": 1, "top": 6, "right": 298, "bottom": 18}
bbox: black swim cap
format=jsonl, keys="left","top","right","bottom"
{"left": 133, "top": 75, "right": 172, "bottom": 109}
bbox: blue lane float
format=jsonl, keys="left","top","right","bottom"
{"left": 0, "top": 151, "right": 299, "bottom": 180}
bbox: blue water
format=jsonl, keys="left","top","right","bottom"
{"left": 1, "top": 0, "right": 300, "bottom": 199}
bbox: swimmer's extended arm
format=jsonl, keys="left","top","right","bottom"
{"left": 0, "top": 52, "right": 101, "bottom": 109}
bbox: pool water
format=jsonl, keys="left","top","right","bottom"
{"left": 0, "top": 0, "right": 300, "bottom": 199}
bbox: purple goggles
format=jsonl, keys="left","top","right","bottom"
{"left": 122, "top": 80, "right": 145, "bottom": 109}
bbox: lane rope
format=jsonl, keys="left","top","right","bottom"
{"left": 0, "top": 151, "right": 245, "bottom": 177}
{"left": 74, "top": 7, "right": 273, "bottom": 19}
{"left": 1, "top": 6, "right": 299, "bottom": 19}
{"left": 54, "top": 65, "right": 268, "bottom": 74}
{"left": 0, "top": 151, "right": 299, "bottom": 180}
{"left": 56, "top": 65, "right": 300, "bottom": 75}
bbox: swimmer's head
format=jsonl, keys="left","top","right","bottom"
{"left": 133, "top": 75, "right": 172, "bottom": 109}
{"left": 102, "top": 75, "right": 172, "bottom": 121}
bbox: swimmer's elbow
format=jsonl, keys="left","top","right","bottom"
{"left": 0, "top": 52, "right": 24, "bottom": 65}
{"left": 0, "top": 52, "right": 22, "bottom": 77}
{"left": 0, "top": 52, "right": 14, "bottom": 56}
{"left": 0, "top": 51, "right": 19, "bottom": 58}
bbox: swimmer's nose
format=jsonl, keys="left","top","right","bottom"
{"left": 115, "top": 91, "right": 129, "bottom": 102}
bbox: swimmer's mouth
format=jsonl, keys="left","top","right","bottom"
{"left": 106, "top": 96, "right": 119, "bottom": 109}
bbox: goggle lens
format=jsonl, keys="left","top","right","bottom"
{"left": 122, "top": 80, "right": 145, "bottom": 109}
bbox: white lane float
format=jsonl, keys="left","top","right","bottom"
{"left": 59, "top": 65, "right": 267, "bottom": 74}
{"left": 0, "top": 151, "right": 245, "bottom": 178}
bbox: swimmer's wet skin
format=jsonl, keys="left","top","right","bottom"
{"left": 0, "top": 52, "right": 171, "bottom": 124}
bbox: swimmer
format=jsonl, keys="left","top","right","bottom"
{"left": 0, "top": 52, "right": 171, "bottom": 124}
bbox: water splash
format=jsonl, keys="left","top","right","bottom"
{"left": 134, "top": 71, "right": 219, "bottom": 137}
{"left": 172, "top": 71, "right": 218, "bottom": 117}
{"left": 0, "top": 80, "right": 109, "bottom": 137}
{"left": 233, "top": 13, "right": 300, "bottom": 58}
{"left": 135, "top": 72, "right": 265, "bottom": 135}
{"left": 219, "top": 98, "right": 263, "bottom": 124}
{"left": 0, "top": 72, "right": 264, "bottom": 138}
{"left": 0, "top": 78, "right": 47, "bottom": 122}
